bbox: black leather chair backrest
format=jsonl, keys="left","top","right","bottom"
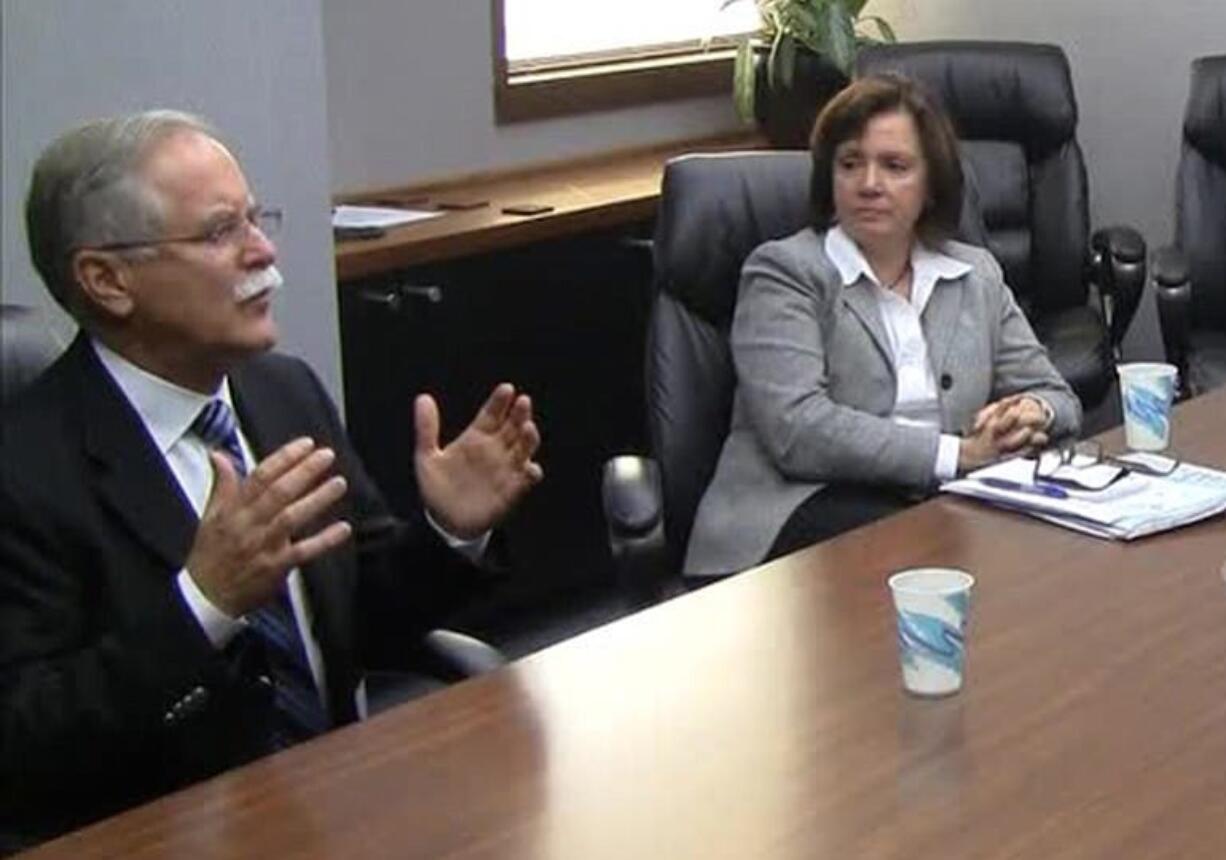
{"left": 1, "top": 304, "right": 63, "bottom": 406}
{"left": 1176, "top": 55, "right": 1226, "bottom": 329}
{"left": 649, "top": 151, "right": 812, "bottom": 561}
{"left": 858, "top": 41, "right": 1090, "bottom": 319}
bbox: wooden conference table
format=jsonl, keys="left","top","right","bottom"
{"left": 24, "top": 389, "right": 1226, "bottom": 858}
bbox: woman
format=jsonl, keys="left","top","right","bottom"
{"left": 684, "top": 74, "right": 1080, "bottom": 577}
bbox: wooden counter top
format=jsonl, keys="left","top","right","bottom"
{"left": 334, "top": 131, "right": 764, "bottom": 281}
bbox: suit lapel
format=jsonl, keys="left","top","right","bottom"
{"left": 921, "top": 280, "right": 967, "bottom": 389}
{"left": 840, "top": 284, "right": 895, "bottom": 377}
{"left": 72, "top": 338, "right": 197, "bottom": 571}
{"left": 228, "top": 359, "right": 297, "bottom": 461}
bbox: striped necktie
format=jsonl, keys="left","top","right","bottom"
{"left": 191, "top": 399, "right": 330, "bottom": 746}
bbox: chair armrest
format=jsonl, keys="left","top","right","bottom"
{"left": 418, "top": 629, "right": 508, "bottom": 680}
{"left": 1089, "top": 226, "right": 1147, "bottom": 352}
{"left": 601, "top": 455, "right": 671, "bottom": 608}
{"left": 1152, "top": 245, "right": 1192, "bottom": 395}
{"left": 364, "top": 630, "right": 506, "bottom": 712}
{"left": 602, "top": 455, "right": 662, "bottom": 536}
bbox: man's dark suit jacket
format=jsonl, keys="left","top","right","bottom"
{"left": 0, "top": 335, "right": 482, "bottom": 848}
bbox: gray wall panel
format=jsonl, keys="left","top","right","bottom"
{"left": 1, "top": 0, "right": 341, "bottom": 403}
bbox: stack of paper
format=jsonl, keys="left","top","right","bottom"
{"left": 941, "top": 457, "right": 1226, "bottom": 540}
{"left": 331, "top": 205, "right": 444, "bottom": 230}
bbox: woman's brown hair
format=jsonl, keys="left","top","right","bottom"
{"left": 809, "top": 74, "right": 963, "bottom": 244}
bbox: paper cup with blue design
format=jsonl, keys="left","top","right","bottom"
{"left": 1118, "top": 362, "right": 1178, "bottom": 451}
{"left": 888, "top": 568, "right": 974, "bottom": 697}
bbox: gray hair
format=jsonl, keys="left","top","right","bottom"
{"left": 24, "top": 109, "right": 221, "bottom": 318}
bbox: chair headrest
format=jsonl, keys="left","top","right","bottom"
{"left": 857, "top": 41, "right": 1077, "bottom": 158}
{"left": 1, "top": 304, "right": 64, "bottom": 405}
{"left": 1184, "top": 55, "right": 1226, "bottom": 168}
{"left": 652, "top": 152, "right": 812, "bottom": 327}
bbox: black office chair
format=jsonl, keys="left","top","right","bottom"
{"left": 603, "top": 153, "right": 809, "bottom": 604}
{"left": 1, "top": 304, "right": 64, "bottom": 407}
{"left": 0, "top": 302, "right": 503, "bottom": 710}
{"left": 858, "top": 41, "right": 1146, "bottom": 426}
{"left": 1153, "top": 55, "right": 1226, "bottom": 398}
{"left": 602, "top": 149, "right": 998, "bottom": 603}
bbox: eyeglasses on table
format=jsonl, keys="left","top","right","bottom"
{"left": 1033, "top": 440, "right": 1179, "bottom": 490}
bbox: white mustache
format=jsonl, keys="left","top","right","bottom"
{"left": 234, "top": 265, "right": 284, "bottom": 301}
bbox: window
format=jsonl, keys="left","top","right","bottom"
{"left": 493, "top": 0, "right": 758, "bottom": 122}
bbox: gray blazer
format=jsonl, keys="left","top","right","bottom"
{"left": 684, "top": 228, "right": 1081, "bottom": 576}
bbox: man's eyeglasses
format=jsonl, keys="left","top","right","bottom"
{"left": 81, "top": 206, "right": 282, "bottom": 253}
{"left": 1034, "top": 440, "right": 1179, "bottom": 490}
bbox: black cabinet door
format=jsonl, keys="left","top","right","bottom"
{"left": 338, "top": 229, "right": 653, "bottom": 622}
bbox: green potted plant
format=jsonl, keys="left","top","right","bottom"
{"left": 721, "top": 0, "right": 897, "bottom": 146}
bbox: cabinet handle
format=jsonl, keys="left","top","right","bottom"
{"left": 618, "top": 237, "right": 654, "bottom": 253}
{"left": 359, "top": 284, "right": 443, "bottom": 314}
{"left": 359, "top": 287, "right": 401, "bottom": 312}
{"left": 399, "top": 284, "right": 443, "bottom": 304}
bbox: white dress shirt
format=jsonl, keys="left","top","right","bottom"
{"left": 825, "top": 226, "right": 972, "bottom": 481}
{"left": 91, "top": 339, "right": 488, "bottom": 717}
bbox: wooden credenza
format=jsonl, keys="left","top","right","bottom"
{"left": 333, "top": 132, "right": 763, "bottom": 626}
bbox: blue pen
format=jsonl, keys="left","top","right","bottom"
{"left": 976, "top": 477, "right": 1069, "bottom": 499}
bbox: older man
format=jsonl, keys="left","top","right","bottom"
{"left": 0, "top": 110, "right": 542, "bottom": 848}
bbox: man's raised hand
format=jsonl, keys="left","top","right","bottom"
{"left": 185, "top": 437, "right": 351, "bottom": 616}
{"left": 414, "top": 383, "right": 543, "bottom": 540}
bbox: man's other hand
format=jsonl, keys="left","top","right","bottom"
{"left": 185, "top": 437, "right": 352, "bottom": 616}
{"left": 414, "top": 383, "right": 543, "bottom": 540}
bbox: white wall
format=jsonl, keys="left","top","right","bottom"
{"left": 325, "top": 0, "right": 1224, "bottom": 245}
{"left": 322, "top": 1, "right": 1225, "bottom": 361}
{"left": 323, "top": 0, "right": 1226, "bottom": 245}
{"left": 1, "top": 0, "right": 342, "bottom": 401}
{"left": 321, "top": 0, "right": 743, "bottom": 193}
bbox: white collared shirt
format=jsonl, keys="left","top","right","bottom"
{"left": 824, "top": 226, "right": 972, "bottom": 480}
